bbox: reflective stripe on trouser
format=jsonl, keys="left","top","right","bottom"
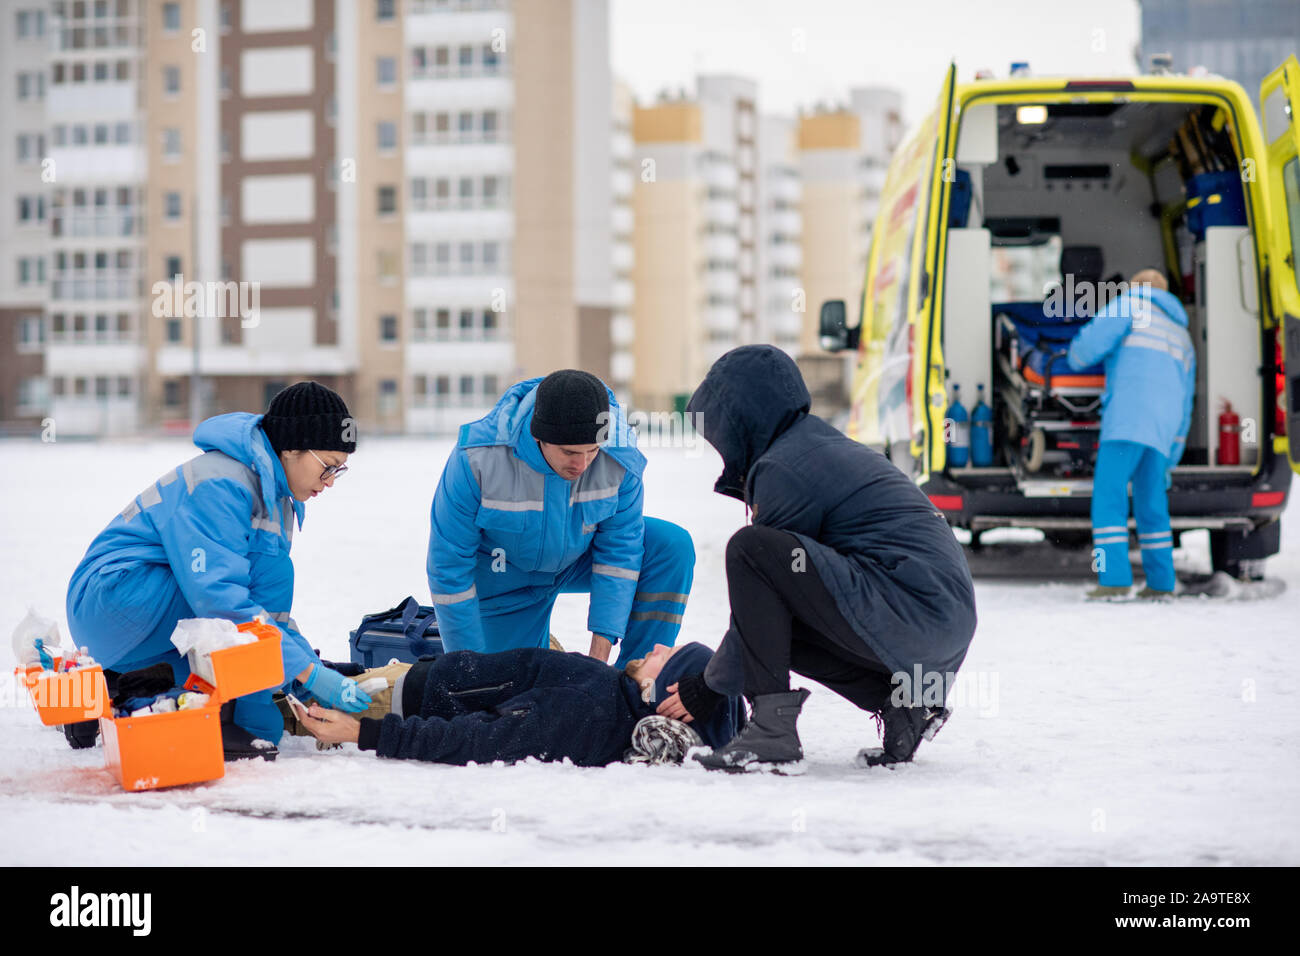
{"left": 473, "top": 516, "right": 695, "bottom": 668}
{"left": 1091, "top": 439, "right": 1175, "bottom": 591}
{"left": 65, "top": 562, "right": 285, "bottom": 741}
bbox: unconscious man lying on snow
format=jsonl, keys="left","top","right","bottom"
{"left": 287, "top": 643, "right": 743, "bottom": 767}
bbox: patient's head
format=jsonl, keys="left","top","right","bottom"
{"left": 624, "top": 644, "right": 681, "bottom": 702}
{"left": 1131, "top": 268, "right": 1168, "bottom": 292}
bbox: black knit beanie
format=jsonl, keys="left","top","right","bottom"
{"left": 260, "top": 381, "right": 357, "bottom": 454}
{"left": 529, "top": 370, "right": 610, "bottom": 446}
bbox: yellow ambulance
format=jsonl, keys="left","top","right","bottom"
{"left": 818, "top": 56, "right": 1300, "bottom": 577}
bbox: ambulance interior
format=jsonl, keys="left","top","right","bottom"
{"left": 942, "top": 98, "right": 1264, "bottom": 483}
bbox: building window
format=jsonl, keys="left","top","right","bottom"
{"left": 410, "top": 178, "right": 427, "bottom": 210}
{"left": 164, "top": 380, "right": 181, "bottom": 405}
{"left": 435, "top": 308, "right": 450, "bottom": 338}
{"left": 163, "top": 65, "right": 180, "bottom": 96}
{"left": 377, "top": 250, "right": 398, "bottom": 281}
{"left": 165, "top": 254, "right": 182, "bottom": 278}
{"left": 377, "top": 121, "right": 397, "bottom": 152}
{"left": 458, "top": 45, "right": 473, "bottom": 74}
{"left": 162, "top": 2, "right": 180, "bottom": 31}
{"left": 376, "top": 0, "right": 395, "bottom": 21}
{"left": 164, "top": 191, "right": 181, "bottom": 221}
{"left": 376, "top": 56, "right": 396, "bottom": 88}
{"left": 377, "top": 185, "right": 397, "bottom": 216}
{"left": 17, "top": 315, "right": 44, "bottom": 350}
{"left": 162, "top": 127, "right": 181, "bottom": 159}
{"left": 378, "top": 378, "right": 398, "bottom": 414}
{"left": 165, "top": 319, "right": 182, "bottom": 343}
{"left": 379, "top": 314, "right": 398, "bottom": 343}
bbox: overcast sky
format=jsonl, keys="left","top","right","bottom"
{"left": 610, "top": 0, "right": 1143, "bottom": 125}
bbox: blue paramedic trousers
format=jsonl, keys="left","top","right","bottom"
{"left": 473, "top": 516, "right": 694, "bottom": 667}
{"left": 66, "top": 562, "right": 283, "bottom": 741}
{"left": 1091, "top": 439, "right": 1176, "bottom": 591}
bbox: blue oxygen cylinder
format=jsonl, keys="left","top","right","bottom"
{"left": 971, "top": 383, "right": 994, "bottom": 467}
{"left": 946, "top": 384, "right": 969, "bottom": 467}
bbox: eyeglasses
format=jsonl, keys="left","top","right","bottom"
{"left": 307, "top": 449, "right": 349, "bottom": 482}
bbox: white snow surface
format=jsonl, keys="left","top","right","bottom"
{"left": 2, "top": 436, "right": 1297, "bottom": 865}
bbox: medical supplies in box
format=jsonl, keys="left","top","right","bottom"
{"left": 98, "top": 618, "right": 282, "bottom": 792}
{"left": 17, "top": 653, "right": 110, "bottom": 726}
{"left": 349, "top": 597, "right": 442, "bottom": 667}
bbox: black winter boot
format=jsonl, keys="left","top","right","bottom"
{"left": 695, "top": 688, "right": 810, "bottom": 774}
{"left": 62, "top": 720, "right": 100, "bottom": 749}
{"left": 856, "top": 704, "right": 951, "bottom": 768}
{"left": 220, "top": 701, "right": 278, "bottom": 762}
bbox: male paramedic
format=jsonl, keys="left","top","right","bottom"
{"left": 427, "top": 370, "right": 694, "bottom": 666}
{"left": 1067, "top": 268, "right": 1195, "bottom": 600}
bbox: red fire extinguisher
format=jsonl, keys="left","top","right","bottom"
{"left": 1217, "top": 400, "right": 1240, "bottom": 465}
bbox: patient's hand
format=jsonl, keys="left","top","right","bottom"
{"left": 301, "top": 703, "right": 361, "bottom": 744}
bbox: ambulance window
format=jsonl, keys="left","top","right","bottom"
{"left": 1285, "top": 158, "right": 1300, "bottom": 295}
{"left": 990, "top": 236, "right": 1062, "bottom": 302}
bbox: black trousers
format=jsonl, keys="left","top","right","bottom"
{"left": 724, "top": 524, "right": 895, "bottom": 711}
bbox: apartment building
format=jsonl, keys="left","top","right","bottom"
{"left": 1, "top": 0, "right": 616, "bottom": 436}
{"left": 754, "top": 113, "right": 801, "bottom": 355}
{"left": 628, "top": 74, "right": 761, "bottom": 412}
{"left": 796, "top": 86, "right": 902, "bottom": 414}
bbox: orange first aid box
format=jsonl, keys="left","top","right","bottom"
{"left": 20, "top": 621, "right": 283, "bottom": 791}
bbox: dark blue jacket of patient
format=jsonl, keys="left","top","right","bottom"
{"left": 357, "top": 643, "right": 739, "bottom": 766}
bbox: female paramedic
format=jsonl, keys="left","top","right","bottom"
{"left": 64, "top": 381, "right": 371, "bottom": 759}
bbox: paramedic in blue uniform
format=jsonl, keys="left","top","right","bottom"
{"left": 65, "top": 382, "right": 372, "bottom": 757}
{"left": 1067, "top": 269, "right": 1196, "bottom": 599}
{"left": 427, "top": 370, "right": 694, "bottom": 667}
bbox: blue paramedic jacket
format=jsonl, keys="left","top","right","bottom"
{"left": 66, "top": 412, "right": 319, "bottom": 683}
{"left": 427, "top": 378, "right": 648, "bottom": 653}
{"left": 1066, "top": 286, "right": 1196, "bottom": 463}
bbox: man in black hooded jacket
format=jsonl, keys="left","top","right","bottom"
{"left": 657, "top": 345, "right": 977, "bottom": 772}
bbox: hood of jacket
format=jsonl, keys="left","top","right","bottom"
{"left": 653, "top": 642, "right": 743, "bottom": 750}
{"left": 1129, "top": 287, "right": 1189, "bottom": 328}
{"left": 193, "top": 412, "right": 305, "bottom": 530}
{"left": 686, "top": 345, "right": 810, "bottom": 501}
{"left": 457, "top": 376, "right": 647, "bottom": 478}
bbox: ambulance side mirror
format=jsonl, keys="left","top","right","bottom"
{"left": 818, "top": 300, "right": 859, "bottom": 352}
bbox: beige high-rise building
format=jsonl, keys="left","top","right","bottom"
{"left": 628, "top": 74, "right": 761, "bottom": 412}
{"left": 796, "top": 87, "right": 903, "bottom": 414}
{"left": 630, "top": 97, "right": 702, "bottom": 412}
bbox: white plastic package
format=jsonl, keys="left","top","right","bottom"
{"left": 11, "top": 607, "right": 63, "bottom": 668}
{"left": 169, "top": 618, "right": 255, "bottom": 684}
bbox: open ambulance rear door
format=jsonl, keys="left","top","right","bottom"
{"left": 1261, "top": 54, "right": 1300, "bottom": 472}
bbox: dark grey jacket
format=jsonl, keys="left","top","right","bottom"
{"left": 687, "top": 346, "right": 978, "bottom": 694}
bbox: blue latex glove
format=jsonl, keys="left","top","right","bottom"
{"left": 301, "top": 663, "right": 372, "bottom": 713}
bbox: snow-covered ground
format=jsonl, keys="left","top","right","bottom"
{"left": 2, "top": 436, "right": 1297, "bottom": 865}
